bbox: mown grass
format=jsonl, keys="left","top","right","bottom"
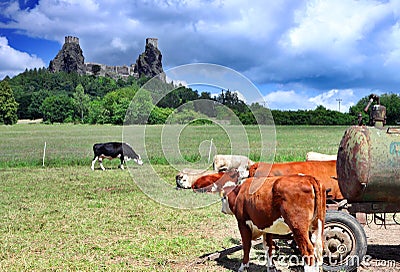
{"left": 0, "top": 124, "right": 348, "bottom": 271}
{"left": 0, "top": 167, "right": 236, "bottom": 271}
{"left": 0, "top": 124, "right": 346, "bottom": 168}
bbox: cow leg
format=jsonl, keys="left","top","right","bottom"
{"left": 99, "top": 157, "right": 106, "bottom": 171}
{"left": 91, "top": 156, "right": 98, "bottom": 171}
{"left": 303, "top": 263, "right": 319, "bottom": 272}
{"left": 310, "top": 219, "right": 324, "bottom": 266}
{"left": 263, "top": 234, "right": 274, "bottom": 270}
{"left": 119, "top": 157, "right": 125, "bottom": 170}
{"left": 280, "top": 192, "right": 319, "bottom": 271}
{"left": 290, "top": 228, "right": 318, "bottom": 271}
{"left": 238, "top": 221, "right": 252, "bottom": 272}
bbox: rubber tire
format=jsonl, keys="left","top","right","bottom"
{"left": 323, "top": 210, "right": 367, "bottom": 272}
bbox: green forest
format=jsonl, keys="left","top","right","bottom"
{"left": 1, "top": 68, "right": 400, "bottom": 126}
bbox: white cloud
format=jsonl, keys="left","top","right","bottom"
{"left": 264, "top": 89, "right": 357, "bottom": 112}
{"left": 111, "top": 37, "right": 128, "bottom": 51}
{"left": 2, "top": 0, "right": 400, "bottom": 100}
{"left": 264, "top": 90, "right": 314, "bottom": 110}
{"left": 165, "top": 75, "right": 188, "bottom": 87}
{"left": 309, "top": 89, "right": 355, "bottom": 112}
{"left": 0, "top": 36, "right": 46, "bottom": 79}
{"left": 282, "top": 1, "right": 389, "bottom": 56}
{"left": 233, "top": 90, "right": 246, "bottom": 103}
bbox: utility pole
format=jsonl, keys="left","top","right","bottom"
{"left": 336, "top": 98, "right": 342, "bottom": 112}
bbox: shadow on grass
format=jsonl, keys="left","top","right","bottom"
{"left": 200, "top": 237, "right": 309, "bottom": 272}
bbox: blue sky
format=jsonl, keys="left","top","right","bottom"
{"left": 1, "top": 0, "right": 400, "bottom": 112}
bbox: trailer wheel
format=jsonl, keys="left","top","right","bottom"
{"left": 323, "top": 210, "right": 367, "bottom": 272}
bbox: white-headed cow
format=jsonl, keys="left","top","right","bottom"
{"left": 175, "top": 169, "right": 216, "bottom": 189}
{"left": 213, "top": 155, "right": 254, "bottom": 179}
{"left": 91, "top": 142, "right": 143, "bottom": 171}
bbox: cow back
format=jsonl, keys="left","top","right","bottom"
{"left": 248, "top": 161, "right": 343, "bottom": 200}
{"left": 231, "top": 174, "right": 325, "bottom": 233}
{"left": 192, "top": 169, "right": 239, "bottom": 192}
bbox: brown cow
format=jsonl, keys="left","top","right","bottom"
{"left": 221, "top": 174, "right": 326, "bottom": 272}
{"left": 192, "top": 169, "right": 239, "bottom": 193}
{"left": 249, "top": 160, "right": 343, "bottom": 200}
{"left": 175, "top": 169, "right": 216, "bottom": 189}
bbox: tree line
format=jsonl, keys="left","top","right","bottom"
{"left": 1, "top": 68, "right": 400, "bottom": 126}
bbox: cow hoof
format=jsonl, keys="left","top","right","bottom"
{"left": 303, "top": 264, "right": 319, "bottom": 272}
{"left": 238, "top": 263, "right": 249, "bottom": 272}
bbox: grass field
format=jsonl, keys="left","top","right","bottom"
{"left": 0, "top": 124, "right": 347, "bottom": 271}
{"left": 0, "top": 124, "right": 345, "bottom": 168}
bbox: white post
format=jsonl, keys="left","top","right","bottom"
{"left": 42, "top": 142, "right": 46, "bottom": 167}
{"left": 208, "top": 138, "right": 213, "bottom": 164}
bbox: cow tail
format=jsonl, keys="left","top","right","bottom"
{"left": 310, "top": 176, "right": 326, "bottom": 265}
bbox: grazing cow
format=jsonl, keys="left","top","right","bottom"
{"left": 306, "top": 151, "right": 336, "bottom": 161}
{"left": 91, "top": 142, "right": 143, "bottom": 171}
{"left": 176, "top": 169, "right": 216, "bottom": 189}
{"left": 248, "top": 160, "right": 343, "bottom": 200}
{"left": 191, "top": 169, "right": 240, "bottom": 193}
{"left": 221, "top": 174, "right": 326, "bottom": 272}
{"left": 213, "top": 155, "right": 254, "bottom": 178}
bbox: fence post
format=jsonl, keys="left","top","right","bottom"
{"left": 42, "top": 142, "right": 46, "bottom": 167}
{"left": 208, "top": 138, "right": 213, "bottom": 164}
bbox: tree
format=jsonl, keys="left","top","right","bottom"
{"left": 125, "top": 90, "right": 154, "bottom": 124}
{"left": 100, "top": 86, "right": 138, "bottom": 124}
{"left": 157, "top": 86, "right": 199, "bottom": 109}
{"left": 380, "top": 93, "right": 400, "bottom": 125}
{"left": 73, "top": 83, "right": 90, "bottom": 123}
{"left": 40, "top": 95, "right": 74, "bottom": 123}
{"left": 349, "top": 93, "right": 400, "bottom": 125}
{"left": 28, "top": 89, "right": 50, "bottom": 119}
{"left": 216, "top": 89, "right": 248, "bottom": 114}
{"left": 148, "top": 106, "right": 173, "bottom": 124}
{"left": 0, "top": 80, "right": 18, "bottom": 125}
{"left": 87, "top": 98, "right": 107, "bottom": 124}
{"left": 193, "top": 91, "right": 216, "bottom": 117}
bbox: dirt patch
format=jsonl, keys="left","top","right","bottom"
{"left": 359, "top": 217, "right": 400, "bottom": 272}
{"left": 17, "top": 118, "right": 43, "bottom": 124}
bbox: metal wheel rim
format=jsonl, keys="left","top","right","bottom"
{"left": 323, "top": 221, "right": 357, "bottom": 266}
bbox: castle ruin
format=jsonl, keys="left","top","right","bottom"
{"left": 65, "top": 36, "right": 79, "bottom": 45}
{"left": 49, "top": 36, "right": 163, "bottom": 80}
{"left": 146, "top": 38, "right": 158, "bottom": 48}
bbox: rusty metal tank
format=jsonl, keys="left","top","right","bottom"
{"left": 337, "top": 125, "right": 400, "bottom": 203}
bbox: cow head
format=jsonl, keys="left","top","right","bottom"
{"left": 122, "top": 143, "right": 143, "bottom": 165}
{"left": 176, "top": 173, "right": 191, "bottom": 189}
{"left": 211, "top": 168, "right": 240, "bottom": 193}
{"left": 133, "top": 154, "right": 143, "bottom": 165}
{"left": 220, "top": 182, "right": 236, "bottom": 215}
{"left": 123, "top": 154, "right": 143, "bottom": 165}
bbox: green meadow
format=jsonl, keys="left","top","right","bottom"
{"left": 0, "top": 124, "right": 346, "bottom": 271}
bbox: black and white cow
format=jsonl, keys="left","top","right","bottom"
{"left": 91, "top": 142, "right": 143, "bottom": 171}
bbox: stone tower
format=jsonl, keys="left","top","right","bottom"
{"left": 146, "top": 38, "right": 158, "bottom": 48}
{"left": 65, "top": 36, "right": 79, "bottom": 45}
{"left": 49, "top": 36, "right": 85, "bottom": 74}
{"left": 135, "top": 38, "right": 164, "bottom": 79}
